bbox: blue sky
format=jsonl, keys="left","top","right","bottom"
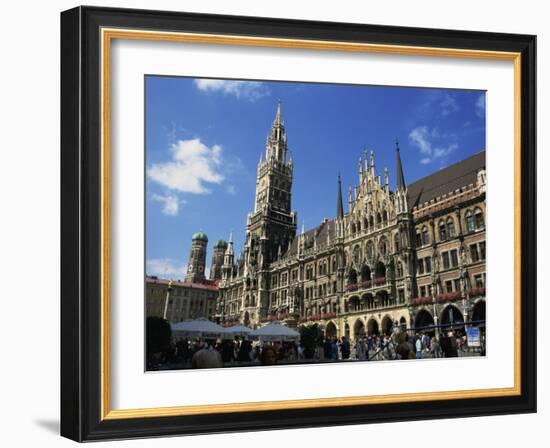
{"left": 145, "top": 76, "right": 485, "bottom": 279}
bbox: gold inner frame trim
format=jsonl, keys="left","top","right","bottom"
{"left": 100, "top": 27, "right": 522, "bottom": 421}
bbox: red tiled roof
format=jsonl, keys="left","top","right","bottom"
{"left": 145, "top": 276, "right": 219, "bottom": 292}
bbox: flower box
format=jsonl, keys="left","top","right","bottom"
{"left": 435, "top": 291, "right": 462, "bottom": 303}
{"left": 411, "top": 296, "right": 432, "bottom": 306}
{"left": 373, "top": 277, "right": 386, "bottom": 286}
{"left": 468, "top": 287, "right": 486, "bottom": 297}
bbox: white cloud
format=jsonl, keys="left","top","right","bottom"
{"left": 440, "top": 93, "right": 459, "bottom": 116}
{"left": 417, "top": 90, "right": 460, "bottom": 119}
{"left": 146, "top": 258, "right": 187, "bottom": 279}
{"left": 194, "top": 79, "right": 269, "bottom": 101}
{"left": 149, "top": 192, "right": 183, "bottom": 216}
{"left": 409, "top": 126, "right": 459, "bottom": 165}
{"left": 434, "top": 143, "right": 459, "bottom": 159}
{"left": 147, "top": 138, "right": 224, "bottom": 194}
{"left": 476, "top": 94, "right": 486, "bottom": 118}
{"left": 409, "top": 126, "right": 432, "bottom": 156}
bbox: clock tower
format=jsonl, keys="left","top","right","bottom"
{"left": 246, "top": 100, "right": 297, "bottom": 267}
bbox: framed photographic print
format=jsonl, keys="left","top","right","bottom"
{"left": 60, "top": 6, "right": 537, "bottom": 442}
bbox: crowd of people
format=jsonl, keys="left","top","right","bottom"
{"left": 148, "top": 338, "right": 303, "bottom": 370}
{"left": 350, "top": 329, "right": 482, "bottom": 361}
{"left": 147, "top": 327, "right": 484, "bottom": 370}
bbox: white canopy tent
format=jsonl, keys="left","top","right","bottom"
{"left": 171, "top": 318, "right": 230, "bottom": 339}
{"left": 225, "top": 325, "right": 253, "bottom": 337}
{"left": 249, "top": 321, "right": 300, "bottom": 342}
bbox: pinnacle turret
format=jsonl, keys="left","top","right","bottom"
{"left": 336, "top": 174, "right": 344, "bottom": 219}
{"left": 396, "top": 139, "right": 406, "bottom": 191}
{"left": 265, "top": 100, "right": 287, "bottom": 162}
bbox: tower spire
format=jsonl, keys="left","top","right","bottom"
{"left": 265, "top": 99, "right": 287, "bottom": 162}
{"left": 274, "top": 98, "right": 282, "bottom": 125}
{"left": 336, "top": 174, "right": 344, "bottom": 219}
{"left": 370, "top": 149, "right": 375, "bottom": 176}
{"left": 396, "top": 138, "right": 406, "bottom": 191}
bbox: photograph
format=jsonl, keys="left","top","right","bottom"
{"left": 57, "top": 5, "right": 537, "bottom": 441}
{"left": 144, "top": 76, "right": 487, "bottom": 371}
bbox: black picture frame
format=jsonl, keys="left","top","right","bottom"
{"left": 61, "top": 5, "right": 536, "bottom": 442}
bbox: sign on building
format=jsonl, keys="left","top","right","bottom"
{"left": 466, "top": 326, "right": 481, "bottom": 347}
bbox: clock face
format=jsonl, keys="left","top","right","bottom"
{"left": 188, "top": 264, "right": 193, "bottom": 272}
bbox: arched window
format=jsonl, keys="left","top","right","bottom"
{"left": 415, "top": 229, "right": 422, "bottom": 247}
{"left": 474, "top": 207, "right": 485, "bottom": 229}
{"left": 382, "top": 210, "right": 388, "bottom": 223}
{"left": 376, "top": 213, "right": 382, "bottom": 225}
{"left": 332, "top": 256, "right": 337, "bottom": 272}
{"left": 422, "top": 226, "right": 430, "bottom": 245}
{"left": 446, "top": 217, "right": 456, "bottom": 238}
{"left": 361, "top": 264, "right": 371, "bottom": 282}
{"left": 351, "top": 223, "right": 356, "bottom": 234}
{"left": 379, "top": 237, "right": 388, "bottom": 256}
{"left": 363, "top": 217, "right": 368, "bottom": 231}
{"left": 465, "top": 210, "right": 475, "bottom": 233}
{"left": 357, "top": 221, "right": 361, "bottom": 232}
{"left": 369, "top": 215, "right": 374, "bottom": 227}
{"left": 439, "top": 220, "right": 447, "bottom": 241}
{"left": 394, "top": 233, "right": 400, "bottom": 251}
{"left": 396, "top": 262, "right": 403, "bottom": 278}
{"left": 375, "top": 261, "right": 386, "bottom": 278}
{"left": 366, "top": 241, "right": 374, "bottom": 260}
{"left": 353, "top": 245, "right": 361, "bottom": 265}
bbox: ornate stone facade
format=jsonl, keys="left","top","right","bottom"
{"left": 216, "top": 102, "right": 486, "bottom": 340}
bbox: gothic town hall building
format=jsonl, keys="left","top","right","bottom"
{"left": 216, "top": 102, "right": 486, "bottom": 341}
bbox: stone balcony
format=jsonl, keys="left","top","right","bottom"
{"left": 345, "top": 277, "right": 389, "bottom": 295}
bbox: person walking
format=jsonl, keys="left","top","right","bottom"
{"left": 324, "top": 338, "right": 333, "bottom": 360}
{"left": 331, "top": 338, "right": 339, "bottom": 360}
{"left": 340, "top": 336, "right": 351, "bottom": 360}
{"left": 415, "top": 335, "right": 423, "bottom": 360}
{"left": 191, "top": 339, "right": 223, "bottom": 369}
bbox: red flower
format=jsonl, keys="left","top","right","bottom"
{"left": 468, "top": 287, "right": 486, "bottom": 297}
{"left": 373, "top": 277, "right": 386, "bottom": 286}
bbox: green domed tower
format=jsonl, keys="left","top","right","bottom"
{"left": 209, "top": 239, "right": 228, "bottom": 280}
{"left": 185, "top": 231, "right": 208, "bottom": 283}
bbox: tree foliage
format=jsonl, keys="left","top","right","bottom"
{"left": 146, "top": 316, "right": 172, "bottom": 356}
{"left": 298, "top": 323, "right": 324, "bottom": 358}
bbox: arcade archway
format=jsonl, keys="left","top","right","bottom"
{"left": 414, "top": 309, "right": 435, "bottom": 336}
{"left": 381, "top": 315, "right": 394, "bottom": 335}
{"left": 367, "top": 318, "right": 379, "bottom": 336}
{"left": 471, "top": 300, "right": 486, "bottom": 326}
{"left": 353, "top": 319, "right": 366, "bottom": 340}
{"left": 440, "top": 305, "right": 464, "bottom": 333}
{"left": 325, "top": 321, "right": 338, "bottom": 340}
{"left": 399, "top": 316, "right": 407, "bottom": 332}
